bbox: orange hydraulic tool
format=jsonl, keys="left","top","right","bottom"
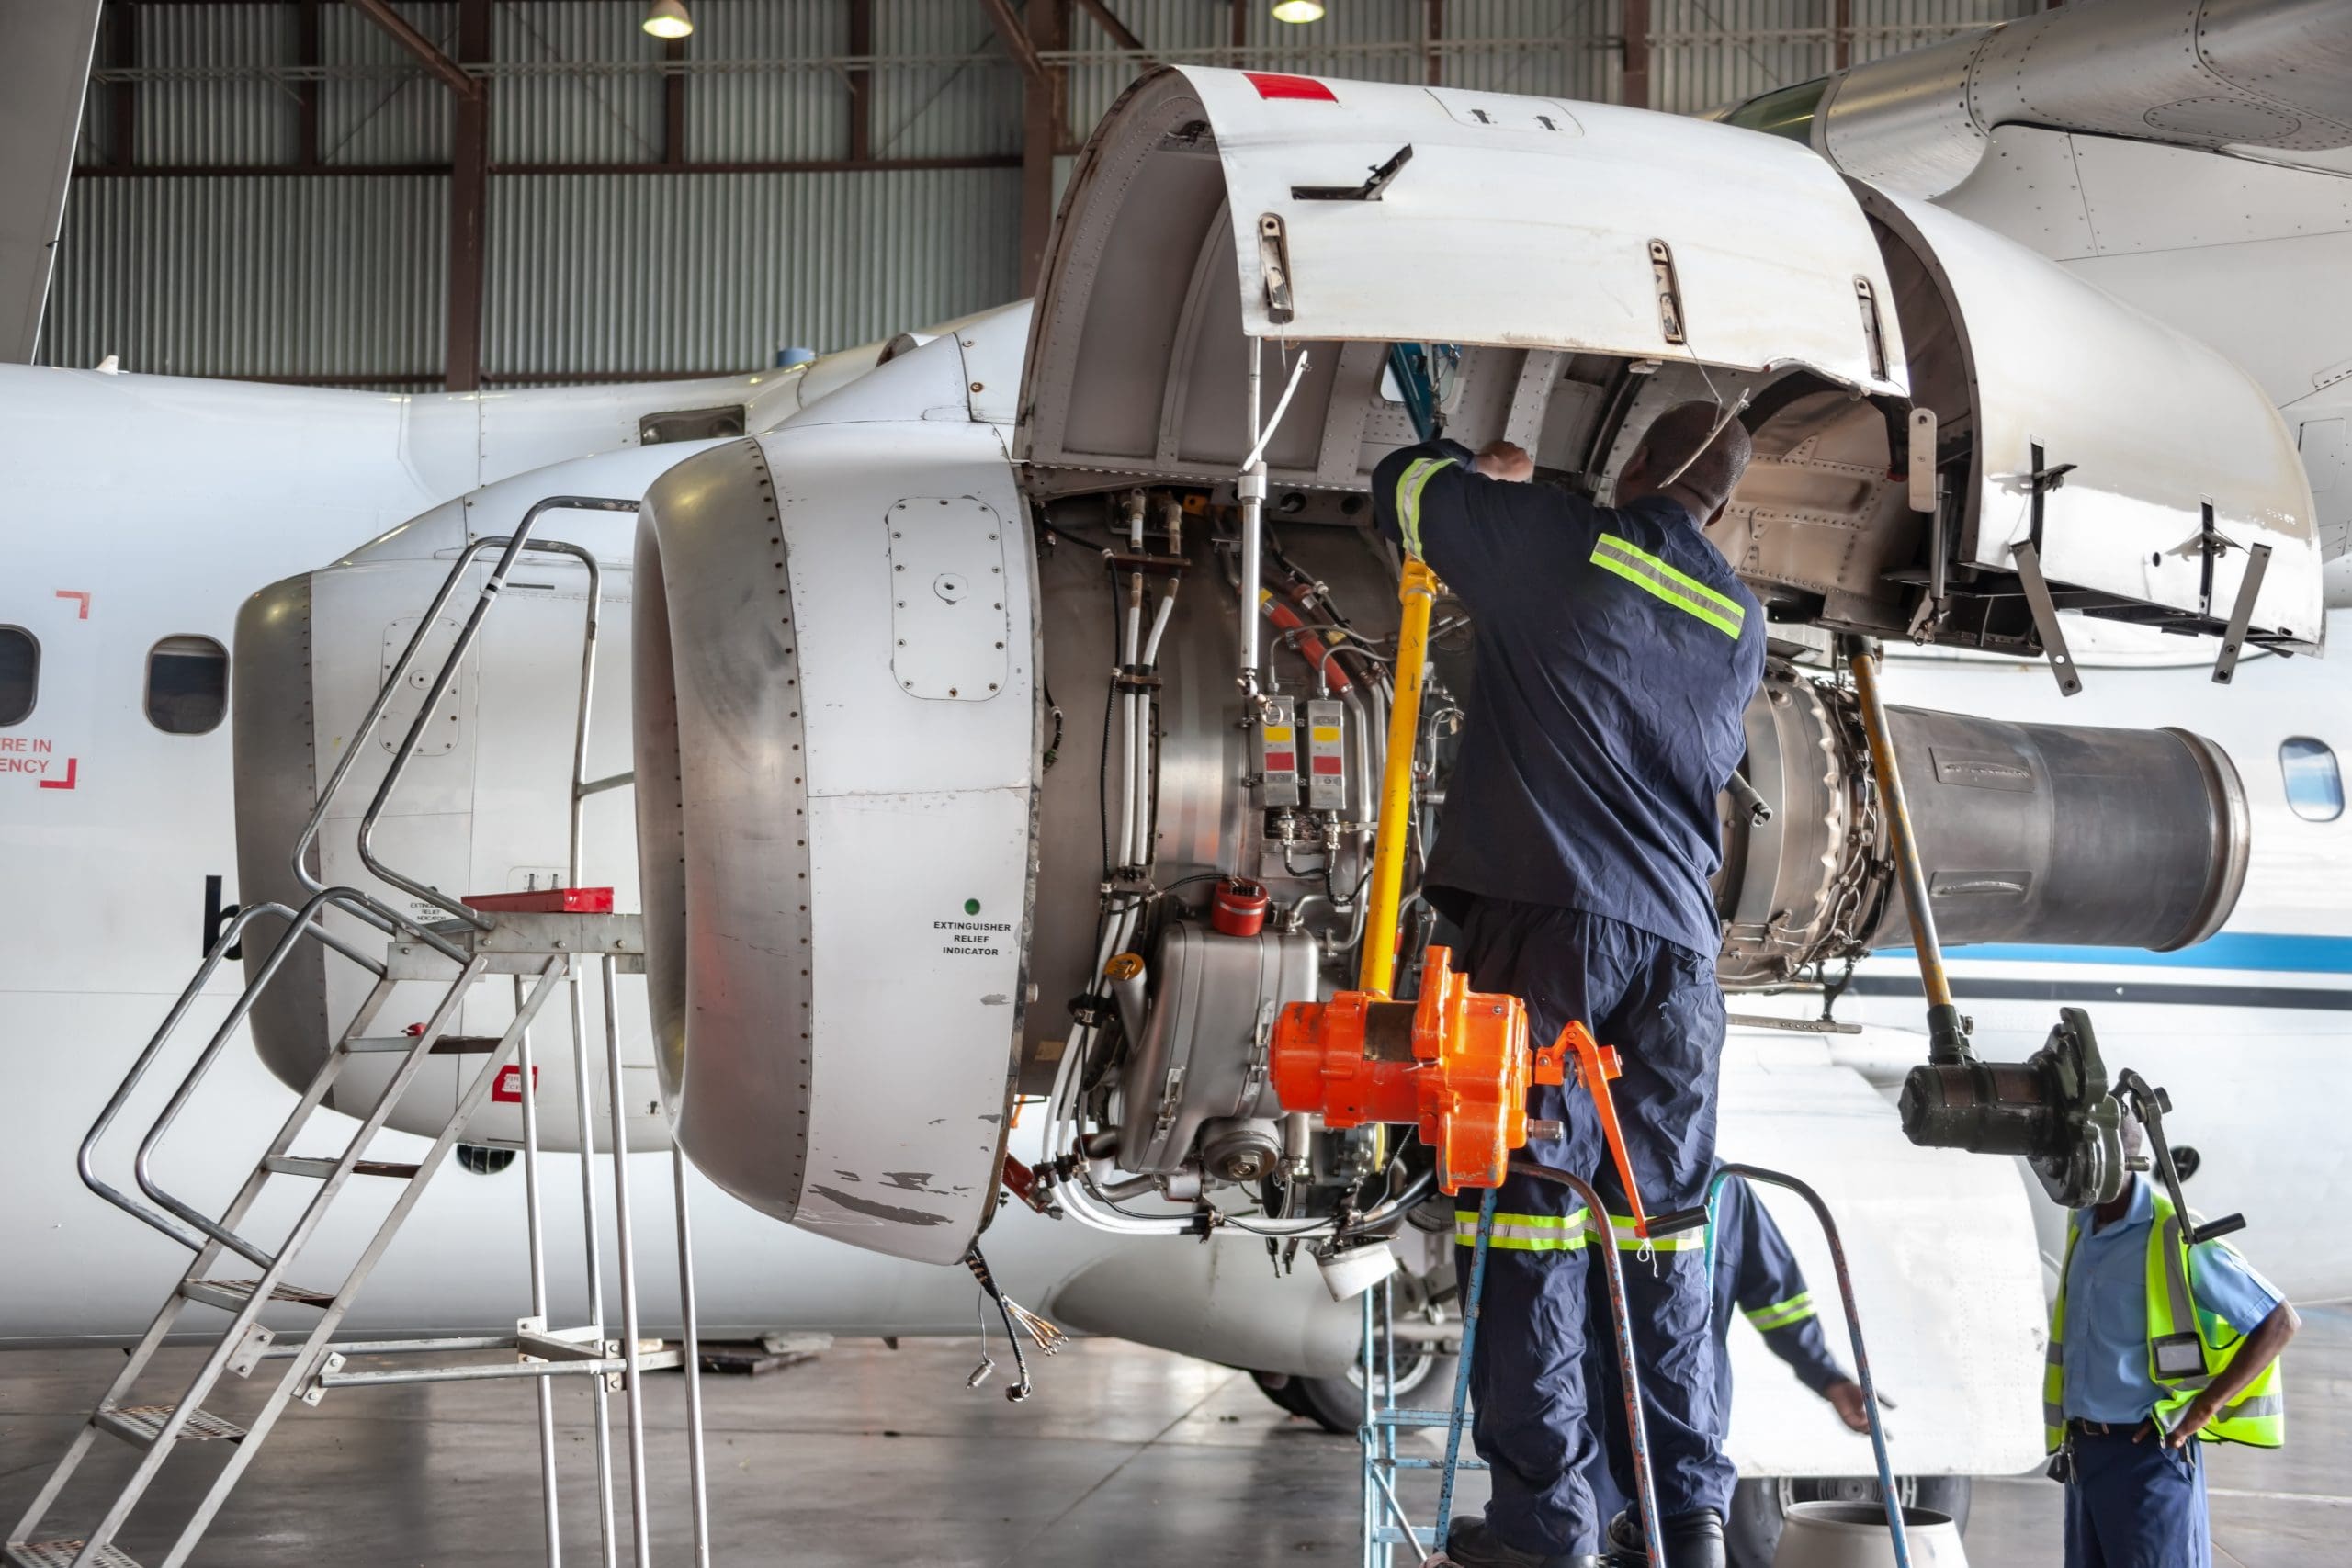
{"left": 1269, "top": 948, "right": 1663, "bottom": 1224}
{"left": 1533, "top": 1017, "right": 1667, "bottom": 1242}
{"left": 1271, "top": 948, "right": 1527, "bottom": 1191}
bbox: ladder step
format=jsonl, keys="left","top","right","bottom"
{"left": 262, "top": 1156, "right": 422, "bottom": 1180}
{"left": 344, "top": 1034, "right": 504, "bottom": 1055}
{"left": 6, "top": 1541, "right": 145, "bottom": 1568}
{"left": 1373, "top": 1406, "right": 1464, "bottom": 1427}
{"left": 95, "top": 1404, "right": 247, "bottom": 1450}
{"left": 1386, "top": 1455, "right": 1489, "bottom": 1471}
{"left": 181, "top": 1278, "right": 335, "bottom": 1313}
{"left": 461, "top": 886, "right": 615, "bottom": 914}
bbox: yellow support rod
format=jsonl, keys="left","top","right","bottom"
{"left": 1357, "top": 558, "right": 1441, "bottom": 998}
{"left": 1847, "top": 637, "right": 1971, "bottom": 1064}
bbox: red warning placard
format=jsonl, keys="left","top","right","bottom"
{"left": 492, "top": 1064, "right": 540, "bottom": 1103}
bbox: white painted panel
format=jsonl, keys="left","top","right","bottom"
{"left": 1873, "top": 190, "right": 2324, "bottom": 645}
{"left": 1176, "top": 67, "right": 1904, "bottom": 389}
{"left": 887, "top": 494, "right": 1012, "bottom": 702}
{"left": 1714, "top": 1033, "right": 2047, "bottom": 1478}
{"left": 797, "top": 785, "right": 1029, "bottom": 1261}
{"left": 774, "top": 415, "right": 1033, "bottom": 800}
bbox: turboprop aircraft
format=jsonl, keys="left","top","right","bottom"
{"left": 7, "top": 3, "right": 2352, "bottom": 1562}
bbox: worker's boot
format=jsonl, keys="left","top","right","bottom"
{"left": 1441, "top": 1516, "right": 1604, "bottom": 1568}
{"left": 1601, "top": 1508, "right": 1726, "bottom": 1568}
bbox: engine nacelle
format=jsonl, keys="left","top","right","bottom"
{"left": 1718, "top": 661, "right": 2247, "bottom": 987}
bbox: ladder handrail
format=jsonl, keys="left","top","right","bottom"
{"left": 347, "top": 501, "right": 636, "bottom": 928}
{"left": 128, "top": 887, "right": 478, "bottom": 1265}
{"left": 1709, "top": 1162, "right": 1911, "bottom": 1568}
{"left": 77, "top": 887, "right": 392, "bottom": 1258}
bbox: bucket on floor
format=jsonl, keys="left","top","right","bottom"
{"left": 1770, "top": 1501, "right": 1968, "bottom": 1568}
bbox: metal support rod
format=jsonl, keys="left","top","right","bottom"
{"left": 603, "top": 955, "right": 654, "bottom": 1565}
{"left": 1845, "top": 637, "right": 1971, "bottom": 1064}
{"left": 553, "top": 521, "right": 624, "bottom": 1567}
{"left": 571, "top": 963, "right": 621, "bottom": 1568}
{"left": 1356, "top": 559, "right": 1440, "bottom": 997}
{"left": 1710, "top": 1164, "right": 1910, "bottom": 1567}
{"left": 256, "top": 1335, "right": 519, "bottom": 1359}
{"left": 1358, "top": 1288, "right": 1378, "bottom": 1568}
{"left": 514, "top": 973, "right": 563, "bottom": 1568}
{"left": 673, "top": 1140, "right": 713, "bottom": 1568}
{"left": 1238, "top": 333, "right": 1267, "bottom": 702}
{"left": 1432, "top": 1187, "right": 1493, "bottom": 1548}
{"left": 1380, "top": 1272, "right": 1398, "bottom": 1544}
{"left": 321, "top": 1356, "right": 648, "bottom": 1387}
{"left": 1508, "top": 1163, "right": 1664, "bottom": 1568}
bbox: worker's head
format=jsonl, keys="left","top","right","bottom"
{"left": 1617, "top": 400, "right": 1754, "bottom": 525}
{"left": 2116, "top": 1100, "right": 2145, "bottom": 1165}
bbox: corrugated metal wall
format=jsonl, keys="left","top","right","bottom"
{"left": 44, "top": 176, "right": 447, "bottom": 379}
{"left": 484, "top": 168, "right": 1021, "bottom": 377}
{"left": 45, "top": 0, "right": 2040, "bottom": 387}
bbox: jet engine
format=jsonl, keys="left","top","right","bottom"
{"left": 630, "top": 67, "right": 2322, "bottom": 1263}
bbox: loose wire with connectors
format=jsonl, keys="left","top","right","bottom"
{"left": 963, "top": 1244, "right": 1066, "bottom": 1402}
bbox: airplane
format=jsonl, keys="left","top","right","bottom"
{"left": 6, "top": 3, "right": 2352, "bottom": 1562}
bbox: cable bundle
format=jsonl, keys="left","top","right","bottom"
{"left": 963, "top": 1244, "right": 1066, "bottom": 1401}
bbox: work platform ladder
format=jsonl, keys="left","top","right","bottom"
{"left": 1357, "top": 1163, "right": 1912, "bottom": 1568}
{"left": 7, "top": 499, "right": 713, "bottom": 1568}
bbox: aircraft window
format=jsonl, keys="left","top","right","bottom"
{"left": 146, "top": 635, "right": 228, "bottom": 736}
{"left": 0, "top": 627, "right": 35, "bottom": 726}
{"left": 2279, "top": 736, "right": 2343, "bottom": 822}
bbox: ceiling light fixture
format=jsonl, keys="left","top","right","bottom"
{"left": 1271, "top": 0, "right": 1325, "bottom": 23}
{"left": 641, "top": 0, "right": 694, "bottom": 40}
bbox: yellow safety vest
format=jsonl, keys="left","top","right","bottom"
{"left": 2042, "top": 1189, "right": 2285, "bottom": 1452}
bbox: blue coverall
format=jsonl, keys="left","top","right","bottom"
{"left": 1582, "top": 1176, "right": 1850, "bottom": 1524}
{"left": 1371, "top": 440, "right": 1766, "bottom": 1557}
{"left": 2058, "top": 1175, "right": 2282, "bottom": 1568}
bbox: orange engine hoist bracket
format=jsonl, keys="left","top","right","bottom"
{"left": 1270, "top": 947, "right": 1658, "bottom": 1230}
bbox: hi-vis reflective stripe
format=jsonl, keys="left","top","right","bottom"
{"left": 1454, "top": 1209, "right": 1592, "bottom": 1252}
{"left": 1745, "top": 1292, "right": 1816, "bottom": 1331}
{"left": 1394, "top": 457, "right": 1456, "bottom": 560}
{"left": 1453, "top": 1209, "right": 1707, "bottom": 1253}
{"left": 1604, "top": 1213, "right": 1705, "bottom": 1253}
{"left": 1590, "top": 533, "right": 1746, "bottom": 639}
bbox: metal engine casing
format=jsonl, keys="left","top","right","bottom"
{"left": 1719, "top": 661, "right": 2249, "bottom": 987}
{"left": 1115, "top": 924, "right": 1320, "bottom": 1177}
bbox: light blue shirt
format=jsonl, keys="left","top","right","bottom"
{"left": 2060, "top": 1175, "right": 2283, "bottom": 1424}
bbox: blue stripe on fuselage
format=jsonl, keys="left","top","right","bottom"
{"left": 1879, "top": 932, "right": 2352, "bottom": 975}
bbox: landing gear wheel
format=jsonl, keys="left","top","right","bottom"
{"left": 1250, "top": 1345, "right": 1459, "bottom": 1435}
{"left": 1724, "top": 1475, "right": 1971, "bottom": 1568}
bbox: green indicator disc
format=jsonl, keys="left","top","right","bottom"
{"left": 964, "top": 897, "right": 982, "bottom": 915}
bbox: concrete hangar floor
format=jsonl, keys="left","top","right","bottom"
{"left": 2, "top": 1317, "right": 2345, "bottom": 1566}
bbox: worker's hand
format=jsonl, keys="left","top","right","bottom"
{"left": 2165, "top": 1393, "right": 2222, "bottom": 1449}
{"left": 1825, "top": 1379, "right": 1872, "bottom": 1434}
{"left": 1473, "top": 441, "right": 1534, "bottom": 482}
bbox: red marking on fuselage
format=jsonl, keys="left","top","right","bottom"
{"left": 38, "top": 757, "right": 78, "bottom": 790}
{"left": 54, "top": 591, "right": 90, "bottom": 619}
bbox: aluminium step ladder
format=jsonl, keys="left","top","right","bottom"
{"left": 1356, "top": 1165, "right": 1913, "bottom": 1568}
{"left": 7, "top": 499, "right": 712, "bottom": 1568}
